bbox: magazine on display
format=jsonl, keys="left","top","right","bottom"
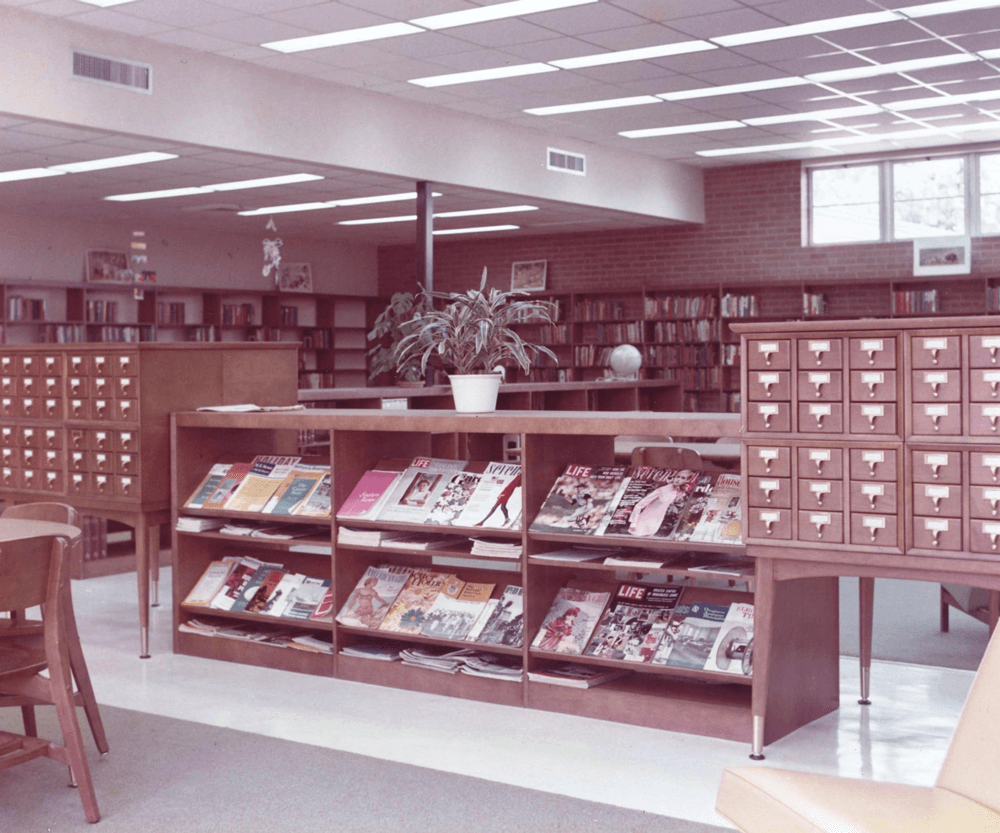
{"left": 454, "top": 462, "right": 523, "bottom": 530}
{"left": 530, "top": 464, "right": 628, "bottom": 535}
{"left": 376, "top": 458, "right": 469, "bottom": 524}
{"left": 422, "top": 471, "right": 483, "bottom": 526}
{"left": 336, "top": 469, "right": 403, "bottom": 521}
{"left": 185, "top": 463, "right": 232, "bottom": 509}
{"left": 225, "top": 455, "right": 301, "bottom": 513}
{"left": 263, "top": 463, "right": 329, "bottom": 515}
{"left": 474, "top": 585, "right": 524, "bottom": 647}
{"left": 600, "top": 467, "right": 701, "bottom": 539}
{"left": 531, "top": 586, "right": 611, "bottom": 655}
{"left": 201, "top": 462, "right": 253, "bottom": 510}
{"left": 583, "top": 583, "right": 683, "bottom": 663}
{"left": 336, "top": 565, "right": 413, "bottom": 629}
{"left": 651, "top": 599, "right": 731, "bottom": 670}
{"left": 704, "top": 601, "right": 754, "bottom": 677}
{"left": 689, "top": 474, "right": 743, "bottom": 545}
{"left": 378, "top": 570, "right": 458, "bottom": 635}
{"left": 419, "top": 580, "right": 496, "bottom": 640}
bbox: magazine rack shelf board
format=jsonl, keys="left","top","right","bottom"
{"left": 171, "top": 408, "right": 839, "bottom": 752}
{"left": 0, "top": 342, "right": 299, "bottom": 657}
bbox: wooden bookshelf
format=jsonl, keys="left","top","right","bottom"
{"left": 171, "top": 408, "right": 839, "bottom": 752}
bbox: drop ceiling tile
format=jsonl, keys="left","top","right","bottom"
{"left": 728, "top": 37, "right": 842, "bottom": 63}
{"left": 443, "top": 19, "right": 563, "bottom": 49}
{"left": 564, "top": 22, "right": 689, "bottom": 52}
{"left": 951, "top": 30, "right": 1000, "bottom": 53}
{"left": 605, "top": 0, "right": 743, "bottom": 23}
{"left": 208, "top": 0, "right": 329, "bottom": 12}
{"left": 245, "top": 53, "right": 335, "bottom": 75}
{"left": 666, "top": 7, "right": 793, "bottom": 39}
{"left": 338, "top": 0, "right": 470, "bottom": 16}
{"left": 295, "top": 42, "right": 410, "bottom": 68}
{"left": 20, "top": 0, "right": 88, "bottom": 17}
{"left": 362, "top": 57, "right": 472, "bottom": 82}
{"left": 268, "top": 3, "right": 395, "bottom": 32}
{"left": 911, "top": 9, "right": 1000, "bottom": 37}
{"left": 64, "top": 9, "right": 176, "bottom": 36}
{"left": 852, "top": 38, "right": 963, "bottom": 65}
{"left": 525, "top": 2, "right": 649, "bottom": 36}
{"left": 377, "top": 31, "right": 483, "bottom": 60}
{"left": 652, "top": 46, "right": 756, "bottom": 74}
{"left": 771, "top": 51, "right": 867, "bottom": 75}
{"left": 193, "top": 15, "right": 314, "bottom": 45}
{"left": 912, "top": 64, "right": 1000, "bottom": 84}
{"left": 147, "top": 29, "right": 243, "bottom": 53}
{"left": 820, "top": 20, "right": 932, "bottom": 50}
{"left": 750, "top": 0, "right": 878, "bottom": 25}
{"left": 559, "top": 62, "right": 676, "bottom": 85}
{"left": 110, "top": 0, "right": 244, "bottom": 28}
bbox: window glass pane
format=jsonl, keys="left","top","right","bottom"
{"left": 810, "top": 165, "right": 880, "bottom": 243}
{"left": 980, "top": 153, "right": 1000, "bottom": 234}
{"left": 893, "top": 157, "right": 965, "bottom": 239}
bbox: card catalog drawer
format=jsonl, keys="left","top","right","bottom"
{"left": 797, "top": 370, "right": 842, "bottom": 401}
{"left": 850, "top": 480, "right": 898, "bottom": 514}
{"left": 850, "top": 370, "right": 896, "bottom": 402}
{"left": 913, "top": 482, "right": 961, "bottom": 517}
{"left": 798, "top": 511, "right": 843, "bottom": 544}
{"left": 798, "top": 479, "right": 843, "bottom": 511}
{"left": 913, "top": 369, "right": 961, "bottom": 402}
{"left": 798, "top": 402, "right": 843, "bottom": 433}
{"left": 849, "top": 447, "right": 897, "bottom": 481}
{"left": 748, "top": 476, "right": 791, "bottom": 508}
{"left": 797, "top": 337, "right": 842, "bottom": 369}
{"left": 850, "top": 337, "right": 896, "bottom": 369}
{"left": 748, "top": 370, "right": 790, "bottom": 401}
{"left": 911, "top": 335, "right": 960, "bottom": 368}
{"left": 747, "top": 445, "right": 791, "bottom": 476}
{"left": 913, "top": 402, "right": 962, "bottom": 436}
{"left": 912, "top": 517, "right": 962, "bottom": 551}
{"left": 748, "top": 508, "right": 792, "bottom": 540}
{"left": 850, "top": 513, "right": 898, "bottom": 547}
{"left": 747, "top": 339, "right": 791, "bottom": 370}
{"left": 797, "top": 446, "right": 844, "bottom": 479}
{"left": 850, "top": 402, "right": 898, "bottom": 435}
{"left": 748, "top": 402, "right": 790, "bottom": 432}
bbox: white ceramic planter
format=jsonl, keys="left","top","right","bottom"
{"left": 448, "top": 373, "right": 502, "bottom": 413}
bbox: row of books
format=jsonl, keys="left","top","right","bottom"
{"left": 7, "top": 296, "right": 47, "bottom": 322}
{"left": 337, "top": 458, "right": 522, "bottom": 530}
{"left": 182, "top": 554, "right": 333, "bottom": 622}
{"left": 185, "top": 456, "right": 331, "bottom": 517}
{"left": 530, "top": 464, "right": 742, "bottom": 545}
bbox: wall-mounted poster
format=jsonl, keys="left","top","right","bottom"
{"left": 86, "top": 250, "right": 129, "bottom": 283}
{"left": 913, "top": 237, "right": 971, "bottom": 276}
{"left": 511, "top": 260, "right": 547, "bottom": 292}
{"left": 277, "top": 262, "right": 313, "bottom": 293}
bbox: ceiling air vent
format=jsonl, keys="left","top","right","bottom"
{"left": 547, "top": 147, "right": 586, "bottom": 176}
{"left": 72, "top": 50, "right": 152, "bottom": 93}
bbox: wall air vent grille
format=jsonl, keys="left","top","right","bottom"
{"left": 547, "top": 147, "right": 586, "bottom": 176}
{"left": 72, "top": 51, "right": 152, "bottom": 93}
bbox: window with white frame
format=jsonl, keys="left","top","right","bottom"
{"left": 807, "top": 148, "right": 1000, "bottom": 245}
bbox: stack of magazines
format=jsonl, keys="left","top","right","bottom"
{"left": 469, "top": 537, "right": 521, "bottom": 558}
{"left": 175, "top": 516, "right": 226, "bottom": 533}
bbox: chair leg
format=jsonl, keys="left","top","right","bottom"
{"left": 63, "top": 598, "right": 109, "bottom": 754}
{"left": 49, "top": 651, "right": 100, "bottom": 823}
{"left": 20, "top": 704, "right": 37, "bottom": 737}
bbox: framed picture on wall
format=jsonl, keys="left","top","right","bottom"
{"left": 913, "top": 237, "right": 971, "bottom": 276}
{"left": 277, "top": 262, "right": 313, "bottom": 293}
{"left": 511, "top": 260, "right": 547, "bottom": 292}
{"left": 86, "top": 249, "right": 129, "bottom": 283}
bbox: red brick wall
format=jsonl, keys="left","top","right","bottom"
{"left": 377, "top": 160, "right": 1000, "bottom": 302}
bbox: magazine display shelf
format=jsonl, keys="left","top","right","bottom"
{"left": 734, "top": 314, "right": 1000, "bottom": 757}
{"left": 0, "top": 342, "right": 299, "bottom": 658}
{"left": 171, "top": 408, "right": 835, "bottom": 751}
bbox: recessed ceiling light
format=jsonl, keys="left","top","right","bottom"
{"left": 659, "top": 77, "right": 809, "bottom": 101}
{"left": 436, "top": 205, "right": 537, "bottom": 218}
{"left": 901, "top": 0, "right": 1000, "bottom": 18}
{"left": 410, "top": 63, "right": 558, "bottom": 88}
{"left": 807, "top": 54, "right": 977, "bottom": 84}
{"left": 106, "top": 173, "right": 323, "bottom": 202}
{"left": 339, "top": 215, "right": 417, "bottom": 226}
{"left": 887, "top": 89, "right": 1000, "bottom": 111}
{"left": 711, "top": 11, "right": 900, "bottom": 47}
{"left": 525, "top": 96, "right": 661, "bottom": 116}
{"left": 620, "top": 121, "right": 746, "bottom": 139}
{"left": 433, "top": 225, "right": 519, "bottom": 235}
{"left": 74, "top": 0, "right": 138, "bottom": 6}
{"left": 550, "top": 40, "right": 716, "bottom": 70}
{"left": 336, "top": 191, "right": 440, "bottom": 206}
{"left": 744, "top": 105, "right": 881, "bottom": 125}
{"left": 239, "top": 191, "right": 441, "bottom": 216}
{"left": 0, "top": 168, "right": 67, "bottom": 184}
{"left": 263, "top": 22, "right": 422, "bottom": 54}
{"left": 412, "top": 0, "right": 596, "bottom": 30}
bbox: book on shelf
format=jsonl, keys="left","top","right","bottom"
{"left": 263, "top": 463, "right": 329, "bottom": 515}
{"left": 201, "top": 462, "right": 253, "bottom": 510}
{"left": 423, "top": 470, "right": 483, "bottom": 526}
{"left": 181, "top": 557, "right": 238, "bottom": 606}
{"left": 335, "top": 469, "right": 403, "bottom": 521}
{"left": 335, "top": 565, "right": 413, "bottom": 629}
{"left": 225, "top": 455, "right": 301, "bottom": 513}
{"left": 185, "top": 463, "right": 232, "bottom": 509}
{"left": 419, "top": 580, "right": 496, "bottom": 641}
{"left": 703, "top": 601, "right": 754, "bottom": 677}
{"left": 454, "top": 462, "right": 523, "bottom": 530}
{"left": 650, "top": 598, "right": 731, "bottom": 670}
{"left": 282, "top": 576, "right": 331, "bottom": 621}
{"left": 474, "top": 585, "right": 524, "bottom": 647}
{"left": 688, "top": 473, "right": 742, "bottom": 545}
{"left": 529, "top": 464, "right": 628, "bottom": 535}
{"left": 376, "top": 457, "right": 469, "bottom": 524}
{"left": 293, "top": 471, "right": 332, "bottom": 518}
{"left": 379, "top": 570, "right": 458, "bottom": 634}
{"left": 531, "top": 586, "right": 612, "bottom": 655}
{"left": 527, "top": 663, "right": 630, "bottom": 689}
{"left": 240, "top": 569, "right": 287, "bottom": 615}
{"left": 209, "top": 557, "right": 283, "bottom": 612}
{"left": 600, "top": 467, "right": 701, "bottom": 539}
{"left": 583, "top": 583, "right": 683, "bottom": 663}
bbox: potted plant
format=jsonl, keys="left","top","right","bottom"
{"left": 393, "top": 268, "right": 558, "bottom": 412}
{"left": 366, "top": 291, "right": 424, "bottom": 385}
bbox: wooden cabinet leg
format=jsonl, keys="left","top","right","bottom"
{"left": 134, "top": 515, "right": 150, "bottom": 658}
{"left": 148, "top": 524, "right": 161, "bottom": 608}
{"left": 858, "top": 577, "right": 874, "bottom": 705}
{"left": 750, "top": 559, "right": 775, "bottom": 760}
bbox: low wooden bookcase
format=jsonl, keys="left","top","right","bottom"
{"left": 171, "top": 409, "right": 836, "bottom": 751}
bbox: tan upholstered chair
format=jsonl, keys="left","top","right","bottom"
{"left": 716, "top": 625, "right": 1000, "bottom": 832}
{"left": 0, "top": 503, "right": 108, "bottom": 756}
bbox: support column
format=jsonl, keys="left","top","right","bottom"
{"left": 416, "top": 181, "right": 434, "bottom": 292}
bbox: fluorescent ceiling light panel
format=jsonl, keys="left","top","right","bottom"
{"left": 620, "top": 120, "right": 746, "bottom": 138}
{"left": 436, "top": 205, "right": 538, "bottom": 218}
{"left": 887, "top": 90, "right": 1000, "bottom": 111}
{"left": 550, "top": 40, "right": 716, "bottom": 70}
{"left": 0, "top": 168, "right": 67, "bottom": 183}
{"left": 339, "top": 215, "right": 418, "bottom": 226}
{"left": 659, "top": 76, "right": 809, "bottom": 101}
{"left": 745, "top": 105, "right": 880, "bottom": 125}
{"left": 901, "top": 0, "right": 1000, "bottom": 18}
{"left": 807, "top": 53, "right": 977, "bottom": 83}
{"left": 49, "top": 151, "right": 177, "bottom": 173}
{"left": 412, "top": 0, "right": 596, "bottom": 30}
{"left": 434, "top": 225, "right": 519, "bottom": 235}
{"left": 410, "top": 63, "right": 557, "bottom": 88}
{"left": 711, "top": 11, "right": 900, "bottom": 47}
{"left": 526, "top": 95, "right": 661, "bottom": 116}
{"left": 238, "top": 202, "right": 332, "bottom": 216}
{"left": 697, "top": 139, "right": 834, "bottom": 157}
{"left": 336, "top": 191, "right": 440, "bottom": 206}
{"left": 74, "top": 0, "right": 138, "bottom": 6}
{"left": 262, "top": 22, "right": 422, "bottom": 53}
{"left": 106, "top": 173, "right": 323, "bottom": 202}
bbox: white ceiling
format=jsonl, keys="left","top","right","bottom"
{"left": 4, "top": 0, "right": 1000, "bottom": 244}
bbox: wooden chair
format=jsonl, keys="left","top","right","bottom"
{"left": 715, "top": 624, "right": 1000, "bottom": 832}
{"left": 0, "top": 503, "right": 108, "bottom": 756}
{"left": 0, "top": 519, "right": 100, "bottom": 823}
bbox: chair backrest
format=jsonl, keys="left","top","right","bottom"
{"left": 631, "top": 445, "right": 703, "bottom": 470}
{"left": 1, "top": 502, "right": 79, "bottom": 526}
{"left": 0, "top": 528, "right": 67, "bottom": 615}
{"left": 936, "top": 624, "right": 1000, "bottom": 811}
